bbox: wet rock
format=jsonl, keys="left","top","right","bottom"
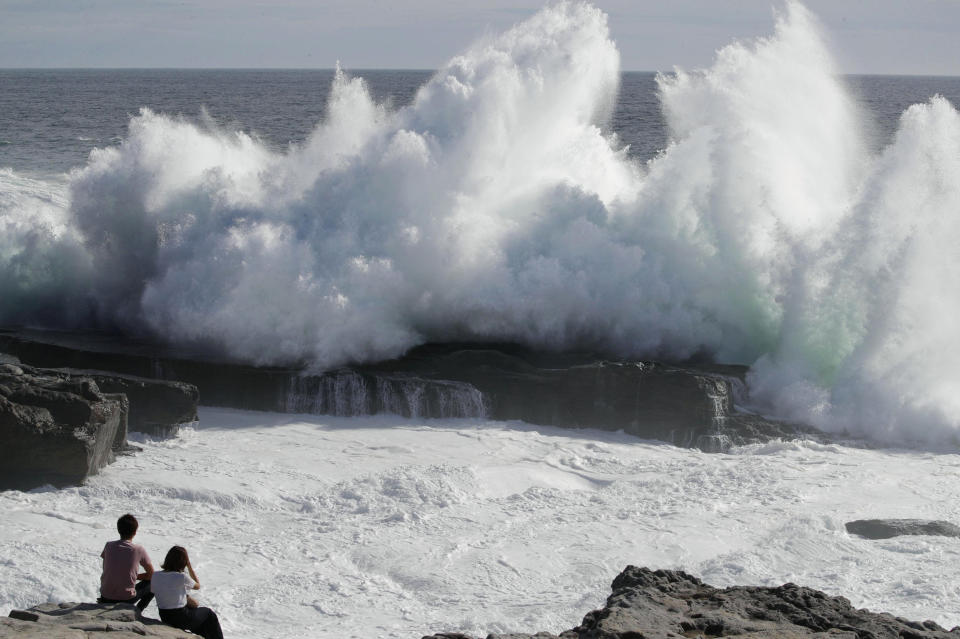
{"left": 0, "top": 365, "right": 127, "bottom": 490}
{"left": 0, "top": 361, "right": 198, "bottom": 489}
{"left": 846, "top": 519, "right": 960, "bottom": 539}
{"left": 2, "top": 602, "right": 192, "bottom": 638}
{"left": 424, "top": 566, "right": 960, "bottom": 639}
{"left": 364, "top": 345, "right": 816, "bottom": 450}
{"left": 0, "top": 329, "right": 817, "bottom": 451}
{"left": 64, "top": 370, "right": 197, "bottom": 437}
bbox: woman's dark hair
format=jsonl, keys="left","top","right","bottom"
{"left": 117, "top": 514, "right": 138, "bottom": 540}
{"left": 161, "top": 546, "right": 189, "bottom": 572}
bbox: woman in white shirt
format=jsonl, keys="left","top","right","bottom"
{"left": 151, "top": 546, "right": 224, "bottom": 639}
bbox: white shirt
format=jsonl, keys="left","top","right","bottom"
{"left": 151, "top": 571, "right": 195, "bottom": 609}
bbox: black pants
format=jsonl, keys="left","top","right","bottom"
{"left": 98, "top": 580, "right": 154, "bottom": 612}
{"left": 159, "top": 605, "right": 224, "bottom": 639}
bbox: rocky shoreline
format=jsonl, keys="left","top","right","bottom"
{"left": 1, "top": 328, "right": 955, "bottom": 638}
{"left": 8, "top": 565, "right": 957, "bottom": 639}
{"left": 424, "top": 566, "right": 960, "bottom": 639}
{"left": 0, "top": 328, "right": 819, "bottom": 460}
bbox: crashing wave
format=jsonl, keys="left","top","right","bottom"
{"left": 1, "top": 1, "right": 959, "bottom": 445}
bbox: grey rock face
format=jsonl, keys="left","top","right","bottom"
{"left": 2, "top": 602, "right": 192, "bottom": 638}
{"left": 846, "top": 519, "right": 960, "bottom": 539}
{"left": 366, "top": 346, "right": 815, "bottom": 451}
{"left": 0, "top": 361, "right": 198, "bottom": 490}
{"left": 64, "top": 370, "right": 198, "bottom": 437}
{"left": 0, "top": 364, "right": 126, "bottom": 490}
{"left": 1, "top": 330, "right": 816, "bottom": 452}
{"left": 423, "top": 566, "right": 960, "bottom": 639}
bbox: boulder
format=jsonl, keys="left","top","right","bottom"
{"left": 0, "top": 361, "right": 199, "bottom": 489}
{"left": 0, "top": 363, "right": 127, "bottom": 490}
{"left": 63, "top": 371, "right": 197, "bottom": 438}
{"left": 2, "top": 602, "right": 192, "bottom": 638}
{"left": 846, "top": 519, "right": 960, "bottom": 539}
{"left": 424, "top": 566, "right": 960, "bottom": 639}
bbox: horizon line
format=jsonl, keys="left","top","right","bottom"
{"left": 2, "top": 66, "right": 960, "bottom": 79}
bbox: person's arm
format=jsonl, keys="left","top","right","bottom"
{"left": 186, "top": 559, "right": 200, "bottom": 590}
{"left": 137, "top": 561, "right": 154, "bottom": 581}
{"left": 137, "top": 549, "right": 154, "bottom": 581}
{"left": 184, "top": 567, "right": 200, "bottom": 607}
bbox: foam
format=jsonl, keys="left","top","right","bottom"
{"left": 2, "top": 2, "right": 960, "bottom": 444}
{"left": 4, "top": 409, "right": 960, "bottom": 637}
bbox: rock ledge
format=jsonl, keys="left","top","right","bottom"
{"left": 2, "top": 602, "right": 191, "bottom": 638}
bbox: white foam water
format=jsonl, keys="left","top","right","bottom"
{"left": 2, "top": 409, "right": 960, "bottom": 638}
{"left": 2, "top": 1, "right": 960, "bottom": 444}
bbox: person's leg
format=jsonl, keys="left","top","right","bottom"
{"left": 159, "top": 607, "right": 192, "bottom": 631}
{"left": 185, "top": 607, "right": 224, "bottom": 639}
{"left": 134, "top": 580, "right": 154, "bottom": 612}
{"left": 200, "top": 608, "right": 224, "bottom": 639}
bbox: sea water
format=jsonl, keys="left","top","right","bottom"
{"left": 3, "top": 2, "right": 960, "bottom": 635}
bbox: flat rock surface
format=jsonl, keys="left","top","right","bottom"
{"left": 845, "top": 519, "right": 960, "bottom": 539}
{"left": 424, "top": 566, "right": 960, "bottom": 639}
{"left": 2, "top": 602, "right": 191, "bottom": 638}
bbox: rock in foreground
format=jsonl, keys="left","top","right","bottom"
{"left": 424, "top": 566, "right": 960, "bottom": 639}
{"left": 3, "top": 602, "right": 191, "bottom": 638}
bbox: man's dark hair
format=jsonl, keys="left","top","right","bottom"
{"left": 117, "top": 514, "right": 138, "bottom": 540}
{"left": 161, "top": 546, "right": 189, "bottom": 572}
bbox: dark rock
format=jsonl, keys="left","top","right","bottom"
{"left": 0, "top": 359, "right": 198, "bottom": 489}
{"left": 7, "top": 610, "right": 39, "bottom": 622}
{"left": 0, "top": 328, "right": 307, "bottom": 413}
{"left": 0, "top": 364, "right": 126, "bottom": 490}
{"left": 0, "top": 329, "right": 818, "bottom": 452}
{"left": 426, "top": 566, "right": 960, "bottom": 639}
{"left": 846, "top": 519, "right": 960, "bottom": 539}
{"left": 63, "top": 370, "right": 197, "bottom": 437}
{"left": 357, "top": 345, "right": 816, "bottom": 450}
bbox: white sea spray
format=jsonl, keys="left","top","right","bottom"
{"left": 1, "top": 2, "right": 959, "bottom": 444}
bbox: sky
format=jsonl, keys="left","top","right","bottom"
{"left": 1, "top": 0, "right": 959, "bottom": 75}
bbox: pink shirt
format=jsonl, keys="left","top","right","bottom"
{"left": 100, "top": 540, "right": 151, "bottom": 600}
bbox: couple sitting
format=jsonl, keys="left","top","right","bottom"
{"left": 98, "top": 514, "right": 224, "bottom": 639}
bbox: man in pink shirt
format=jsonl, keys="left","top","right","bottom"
{"left": 98, "top": 514, "right": 154, "bottom": 612}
